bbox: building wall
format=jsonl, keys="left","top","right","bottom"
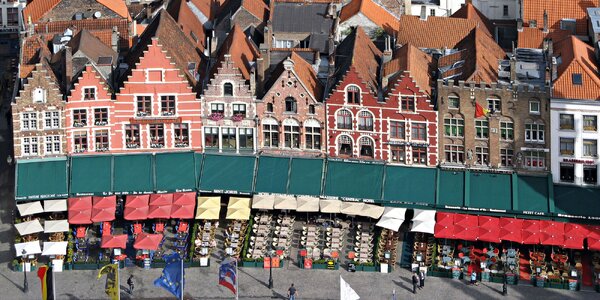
{"left": 201, "top": 55, "right": 257, "bottom": 153}
{"left": 114, "top": 39, "right": 202, "bottom": 152}
{"left": 12, "top": 65, "right": 66, "bottom": 160}
{"left": 256, "top": 60, "right": 325, "bottom": 156}
{"left": 65, "top": 65, "right": 114, "bottom": 155}
{"left": 0, "top": 0, "right": 24, "bottom": 33}
{"left": 550, "top": 99, "right": 600, "bottom": 186}
{"left": 472, "top": 0, "right": 518, "bottom": 20}
{"left": 409, "top": 0, "right": 465, "bottom": 17}
{"left": 437, "top": 80, "right": 550, "bottom": 173}
{"left": 339, "top": 14, "right": 379, "bottom": 39}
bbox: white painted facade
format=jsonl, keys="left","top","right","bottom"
{"left": 550, "top": 98, "right": 600, "bottom": 187}
{"left": 471, "top": 0, "right": 518, "bottom": 20}
{"left": 0, "top": 0, "right": 25, "bottom": 34}
{"left": 409, "top": 0, "right": 465, "bottom": 18}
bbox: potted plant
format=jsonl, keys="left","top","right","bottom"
{"left": 242, "top": 257, "right": 256, "bottom": 268}
{"left": 231, "top": 114, "right": 245, "bottom": 122}
{"left": 361, "top": 262, "right": 377, "bottom": 272}
{"left": 208, "top": 112, "right": 224, "bottom": 121}
{"left": 12, "top": 259, "right": 19, "bottom": 272}
{"left": 255, "top": 257, "right": 264, "bottom": 268}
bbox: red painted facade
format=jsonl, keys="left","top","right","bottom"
{"left": 326, "top": 67, "right": 438, "bottom": 166}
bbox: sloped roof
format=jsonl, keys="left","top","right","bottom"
{"left": 212, "top": 25, "right": 261, "bottom": 81}
{"left": 126, "top": 10, "right": 201, "bottom": 86}
{"left": 66, "top": 29, "right": 118, "bottom": 64}
{"left": 396, "top": 15, "right": 479, "bottom": 49}
{"left": 290, "top": 51, "right": 323, "bottom": 101}
{"left": 20, "top": 35, "right": 53, "bottom": 79}
{"left": 271, "top": 0, "right": 334, "bottom": 34}
{"left": 339, "top": 0, "right": 400, "bottom": 34}
{"left": 333, "top": 26, "right": 382, "bottom": 93}
{"left": 522, "top": 0, "right": 599, "bottom": 36}
{"left": 174, "top": 0, "right": 208, "bottom": 51}
{"left": 517, "top": 27, "right": 571, "bottom": 49}
{"left": 96, "top": 0, "right": 131, "bottom": 20}
{"left": 384, "top": 44, "right": 433, "bottom": 96}
{"left": 242, "top": 0, "right": 269, "bottom": 20}
{"left": 450, "top": 3, "right": 493, "bottom": 37}
{"left": 552, "top": 36, "right": 600, "bottom": 100}
{"left": 455, "top": 27, "right": 506, "bottom": 83}
{"left": 23, "top": 0, "right": 130, "bottom": 23}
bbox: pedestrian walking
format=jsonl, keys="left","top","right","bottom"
{"left": 470, "top": 271, "right": 478, "bottom": 286}
{"left": 411, "top": 272, "right": 419, "bottom": 294}
{"left": 419, "top": 270, "right": 426, "bottom": 289}
{"left": 127, "top": 275, "right": 135, "bottom": 294}
{"left": 288, "top": 283, "right": 298, "bottom": 300}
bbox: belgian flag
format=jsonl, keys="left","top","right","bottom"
{"left": 37, "top": 265, "right": 55, "bottom": 300}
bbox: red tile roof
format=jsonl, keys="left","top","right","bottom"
{"left": 396, "top": 15, "right": 479, "bottom": 49}
{"left": 522, "top": 0, "right": 599, "bottom": 36}
{"left": 242, "top": 0, "right": 269, "bottom": 20}
{"left": 20, "top": 35, "right": 53, "bottom": 79}
{"left": 289, "top": 51, "right": 323, "bottom": 101}
{"left": 552, "top": 36, "right": 600, "bottom": 100}
{"left": 384, "top": 43, "right": 433, "bottom": 95}
{"left": 450, "top": 3, "right": 493, "bottom": 37}
{"left": 96, "top": 0, "right": 131, "bottom": 20}
{"left": 22, "top": 0, "right": 61, "bottom": 24}
{"left": 456, "top": 27, "right": 506, "bottom": 83}
{"left": 213, "top": 25, "right": 261, "bottom": 80}
{"left": 517, "top": 27, "right": 571, "bottom": 49}
{"left": 175, "top": 0, "right": 208, "bottom": 52}
{"left": 33, "top": 19, "right": 130, "bottom": 51}
{"left": 335, "top": 26, "right": 382, "bottom": 93}
{"left": 339, "top": 0, "right": 400, "bottom": 34}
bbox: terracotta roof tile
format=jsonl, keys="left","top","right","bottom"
{"left": 396, "top": 15, "right": 478, "bottom": 49}
{"left": 96, "top": 0, "right": 131, "bottom": 20}
{"left": 522, "top": 0, "right": 600, "bottom": 36}
{"left": 23, "top": 0, "right": 61, "bottom": 23}
{"left": 273, "top": 0, "right": 341, "bottom": 3}
{"left": 213, "top": 25, "right": 261, "bottom": 80}
{"left": 174, "top": 0, "right": 208, "bottom": 52}
{"left": 289, "top": 51, "right": 323, "bottom": 101}
{"left": 455, "top": 27, "right": 506, "bottom": 83}
{"left": 20, "top": 35, "right": 53, "bottom": 79}
{"left": 339, "top": 0, "right": 400, "bottom": 34}
{"left": 33, "top": 19, "right": 130, "bottom": 50}
{"left": 242, "top": 0, "right": 269, "bottom": 20}
{"left": 552, "top": 36, "right": 600, "bottom": 100}
{"left": 384, "top": 44, "right": 433, "bottom": 95}
{"left": 517, "top": 27, "right": 571, "bottom": 49}
{"left": 450, "top": 3, "right": 493, "bottom": 37}
{"left": 334, "top": 26, "right": 382, "bottom": 93}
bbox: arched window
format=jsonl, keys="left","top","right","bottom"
{"left": 346, "top": 85, "right": 360, "bottom": 104}
{"left": 336, "top": 109, "right": 352, "bottom": 129}
{"left": 283, "top": 118, "right": 300, "bottom": 148}
{"left": 338, "top": 135, "right": 353, "bottom": 156}
{"left": 223, "top": 82, "right": 233, "bottom": 96}
{"left": 285, "top": 97, "right": 297, "bottom": 113}
{"left": 304, "top": 119, "right": 321, "bottom": 150}
{"left": 358, "top": 111, "right": 373, "bottom": 131}
{"left": 359, "top": 137, "right": 374, "bottom": 157}
{"left": 266, "top": 103, "right": 274, "bottom": 113}
{"left": 262, "top": 118, "right": 279, "bottom": 147}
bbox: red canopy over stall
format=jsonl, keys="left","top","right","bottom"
{"left": 521, "top": 219, "right": 541, "bottom": 244}
{"left": 478, "top": 216, "right": 500, "bottom": 243}
{"left": 124, "top": 195, "right": 150, "bottom": 220}
{"left": 563, "top": 223, "right": 588, "bottom": 249}
{"left": 101, "top": 234, "right": 128, "bottom": 249}
{"left": 436, "top": 212, "right": 454, "bottom": 226}
{"left": 539, "top": 221, "right": 565, "bottom": 246}
{"left": 133, "top": 233, "right": 163, "bottom": 250}
{"left": 147, "top": 193, "right": 173, "bottom": 219}
{"left": 434, "top": 222, "right": 455, "bottom": 239}
{"left": 499, "top": 218, "right": 523, "bottom": 242}
{"left": 91, "top": 196, "right": 116, "bottom": 222}
{"left": 68, "top": 197, "right": 93, "bottom": 225}
{"left": 170, "top": 192, "right": 196, "bottom": 219}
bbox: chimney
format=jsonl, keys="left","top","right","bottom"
{"left": 420, "top": 6, "right": 427, "bottom": 21}
{"left": 64, "top": 46, "right": 73, "bottom": 91}
{"left": 111, "top": 26, "right": 120, "bottom": 53}
{"left": 256, "top": 57, "right": 266, "bottom": 95}
{"left": 403, "top": 0, "right": 411, "bottom": 15}
{"left": 145, "top": 4, "right": 152, "bottom": 20}
{"left": 543, "top": 10, "right": 548, "bottom": 33}
{"left": 509, "top": 56, "right": 517, "bottom": 82}
{"left": 250, "top": 66, "right": 256, "bottom": 96}
{"left": 382, "top": 36, "right": 392, "bottom": 64}
{"left": 517, "top": 19, "right": 523, "bottom": 32}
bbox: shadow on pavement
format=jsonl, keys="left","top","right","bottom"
{"left": 392, "top": 279, "right": 413, "bottom": 293}
{"left": 0, "top": 271, "right": 23, "bottom": 290}
{"left": 238, "top": 268, "right": 269, "bottom": 289}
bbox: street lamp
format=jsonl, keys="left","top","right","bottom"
{"left": 6, "top": 155, "right": 13, "bottom": 165}
{"left": 21, "top": 249, "right": 28, "bottom": 293}
{"left": 268, "top": 249, "right": 274, "bottom": 289}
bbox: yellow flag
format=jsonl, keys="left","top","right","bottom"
{"left": 97, "top": 264, "right": 119, "bottom": 300}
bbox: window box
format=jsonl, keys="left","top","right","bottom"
{"left": 175, "top": 142, "right": 189, "bottom": 148}
{"left": 74, "top": 148, "right": 87, "bottom": 153}
{"left": 94, "top": 121, "right": 108, "bottom": 126}
{"left": 560, "top": 150, "right": 574, "bottom": 155}
{"left": 73, "top": 122, "right": 85, "bottom": 127}
{"left": 161, "top": 111, "right": 175, "bottom": 117}
{"left": 96, "top": 147, "right": 109, "bottom": 152}
{"left": 150, "top": 143, "right": 164, "bottom": 148}
{"left": 208, "top": 112, "right": 224, "bottom": 121}
{"left": 126, "top": 143, "right": 140, "bottom": 149}
{"left": 136, "top": 111, "right": 149, "bottom": 117}
{"left": 231, "top": 114, "right": 245, "bottom": 122}
{"left": 584, "top": 126, "right": 597, "bottom": 131}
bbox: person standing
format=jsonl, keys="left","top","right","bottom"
{"left": 412, "top": 272, "right": 419, "bottom": 294}
{"left": 127, "top": 275, "right": 135, "bottom": 294}
{"left": 470, "top": 271, "right": 478, "bottom": 286}
{"left": 419, "top": 270, "right": 426, "bottom": 289}
{"left": 288, "top": 283, "right": 298, "bottom": 300}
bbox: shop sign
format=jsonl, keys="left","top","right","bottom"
{"left": 129, "top": 117, "right": 182, "bottom": 124}
{"left": 328, "top": 158, "right": 385, "bottom": 165}
{"left": 304, "top": 258, "right": 312, "bottom": 269}
{"left": 522, "top": 211, "right": 546, "bottom": 216}
{"left": 562, "top": 158, "right": 596, "bottom": 165}
{"left": 272, "top": 257, "right": 280, "bottom": 268}
{"left": 264, "top": 257, "right": 271, "bottom": 269}
{"left": 556, "top": 213, "right": 600, "bottom": 220}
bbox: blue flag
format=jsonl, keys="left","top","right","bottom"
{"left": 218, "top": 258, "right": 237, "bottom": 295}
{"left": 154, "top": 253, "right": 184, "bottom": 299}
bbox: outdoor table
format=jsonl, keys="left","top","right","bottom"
{"left": 282, "top": 219, "right": 292, "bottom": 226}
{"left": 307, "top": 231, "right": 318, "bottom": 237}
{"left": 204, "top": 223, "right": 211, "bottom": 230}
{"left": 226, "top": 247, "right": 233, "bottom": 255}
{"left": 231, "top": 233, "right": 239, "bottom": 239}
{"left": 331, "top": 237, "right": 341, "bottom": 244}
{"left": 231, "top": 242, "right": 239, "bottom": 248}
{"left": 306, "top": 241, "right": 317, "bottom": 248}
{"left": 331, "top": 242, "right": 340, "bottom": 250}
{"left": 234, "top": 223, "right": 242, "bottom": 231}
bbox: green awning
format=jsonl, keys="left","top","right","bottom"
{"left": 113, "top": 154, "right": 154, "bottom": 194}
{"left": 383, "top": 166, "right": 436, "bottom": 206}
{"left": 324, "top": 160, "right": 383, "bottom": 201}
{"left": 469, "top": 173, "right": 512, "bottom": 210}
{"left": 437, "top": 170, "right": 465, "bottom": 207}
{"left": 254, "top": 156, "right": 290, "bottom": 194}
{"left": 70, "top": 155, "right": 112, "bottom": 196}
{"left": 516, "top": 175, "right": 549, "bottom": 214}
{"left": 199, "top": 154, "right": 256, "bottom": 195}
{"left": 195, "top": 152, "right": 203, "bottom": 185}
{"left": 554, "top": 185, "right": 600, "bottom": 219}
{"left": 288, "top": 158, "right": 324, "bottom": 196}
{"left": 16, "top": 158, "right": 68, "bottom": 201}
{"left": 154, "top": 152, "right": 196, "bottom": 193}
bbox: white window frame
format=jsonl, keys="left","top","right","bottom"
{"left": 529, "top": 100, "right": 540, "bottom": 115}
{"left": 21, "top": 112, "right": 38, "bottom": 131}
{"left": 45, "top": 135, "right": 61, "bottom": 154}
{"left": 22, "top": 137, "right": 39, "bottom": 156}
{"left": 44, "top": 111, "right": 60, "bottom": 129}
{"left": 82, "top": 86, "right": 97, "bottom": 100}
{"left": 525, "top": 122, "right": 545, "bottom": 143}
{"left": 32, "top": 87, "right": 46, "bottom": 103}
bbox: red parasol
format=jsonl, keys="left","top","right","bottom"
{"left": 521, "top": 219, "right": 540, "bottom": 244}
{"left": 170, "top": 192, "right": 196, "bottom": 219}
{"left": 586, "top": 225, "right": 600, "bottom": 240}
{"left": 454, "top": 224, "right": 479, "bottom": 241}
{"left": 436, "top": 212, "right": 454, "bottom": 226}
{"left": 91, "top": 196, "right": 116, "bottom": 222}
{"left": 68, "top": 197, "right": 93, "bottom": 225}
{"left": 434, "top": 223, "right": 455, "bottom": 239}
{"left": 133, "top": 233, "right": 163, "bottom": 250}
{"left": 101, "top": 234, "right": 128, "bottom": 249}
{"left": 499, "top": 218, "right": 523, "bottom": 242}
{"left": 563, "top": 223, "right": 589, "bottom": 249}
{"left": 124, "top": 195, "right": 150, "bottom": 220}
{"left": 539, "top": 221, "right": 565, "bottom": 246}
{"left": 147, "top": 193, "right": 173, "bottom": 219}
{"left": 588, "top": 238, "right": 600, "bottom": 251}
{"left": 478, "top": 216, "right": 500, "bottom": 243}
{"left": 454, "top": 213, "right": 478, "bottom": 228}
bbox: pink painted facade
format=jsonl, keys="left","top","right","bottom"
{"left": 113, "top": 39, "right": 202, "bottom": 153}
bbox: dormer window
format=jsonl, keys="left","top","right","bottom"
{"left": 32, "top": 88, "right": 46, "bottom": 103}
{"left": 223, "top": 83, "right": 233, "bottom": 96}
{"left": 83, "top": 87, "right": 96, "bottom": 100}
{"left": 346, "top": 85, "right": 360, "bottom": 104}
{"left": 572, "top": 73, "right": 582, "bottom": 85}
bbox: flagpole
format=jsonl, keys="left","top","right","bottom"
{"left": 180, "top": 255, "right": 184, "bottom": 300}
{"left": 117, "top": 262, "right": 120, "bottom": 300}
{"left": 235, "top": 259, "right": 239, "bottom": 300}
{"left": 52, "top": 266, "right": 56, "bottom": 300}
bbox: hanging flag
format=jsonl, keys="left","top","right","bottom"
{"left": 219, "top": 257, "right": 237, "bottom": 295}
{"left": 97, "top": 263, "right": 119, "bottom": 300}
{"left": 154, "top": 253, "right": 184, "bottom": 299}
{"left": 37, "top": 265, "right": 55, "bottom": 300}
{"left": 475, "top": 102, "right": 490, "bottom": 118}
{"left": 340, "top": 276, "right": 360, "bottom": 300}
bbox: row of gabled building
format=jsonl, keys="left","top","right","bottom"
{"left": 10, "top": 0, "right": 600, "bottom": 188}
